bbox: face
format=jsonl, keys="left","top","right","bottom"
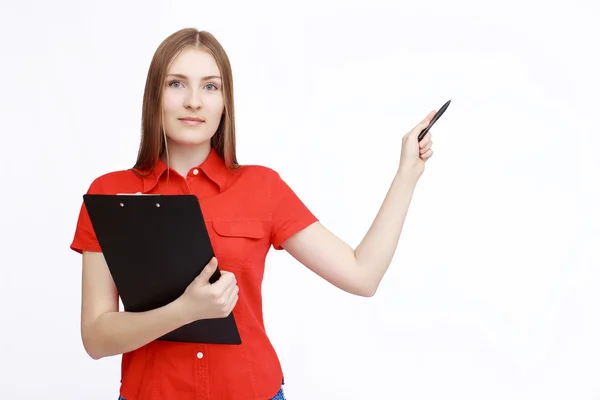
{"left": 162, "top": 47, "right": 224, "bottom": 146}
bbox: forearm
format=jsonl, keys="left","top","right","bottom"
{"left": 354, "top": 170, "right": 418, "bottom": 293}
{"left": 83, "top": 298, "right": 189, "bottom": 360}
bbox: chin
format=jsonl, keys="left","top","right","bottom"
{"left": 166, "top": 130, "right": 215, "bottom": 146}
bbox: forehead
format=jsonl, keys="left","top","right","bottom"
{"left": 168, "top": 47, "right": 220, "bottom": 77}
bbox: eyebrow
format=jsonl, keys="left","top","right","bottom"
{"left": 166, "top": 73, "right": 221, "bottom": 81}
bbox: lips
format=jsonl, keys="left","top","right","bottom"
{"left": 179, "top": 117, "right": 205, "bottom": 126}
{"left": 179, "top": 117, "right": 205, "bottom": 122}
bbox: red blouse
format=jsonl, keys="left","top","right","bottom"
{"left": 70, "top": 148, "right": 318, "bottom": 399}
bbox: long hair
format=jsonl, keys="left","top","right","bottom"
{"left": 133, "top": 28, "right": 238, "bottom": 172}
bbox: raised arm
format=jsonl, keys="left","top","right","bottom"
{"left": 282, "top": 111, "right": 436, "bottom": 297}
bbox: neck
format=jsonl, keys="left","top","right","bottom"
{"left": 161, "top": 139, "right": 212, "bottom": 177}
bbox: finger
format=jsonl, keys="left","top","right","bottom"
{"left": 419, "top": 134, "right": 432, "bottom": 149}
{"left": 420, "top": 140, "right": 432, "bottom": 153}
{"left": 411, "top": 112, "right": 436, "bottom": 139}
{"left": 420, "top": 149, "right": 434, "bottom": 160}
{"left": 213, "top": 270, "right": 236, "bottom": 292}
{"left": 226, "top": 284, "right": 239, "bottom": 309}
{"left": 413, "top": 119, "right": 431, "bottom": 137}
{"left": 419, "top": 110, "right": 436, "bottom": 129}
{"left": 420, "top": 144, "right": 431, "bottom": 155}
{"left": 219, "top": 284, "right": 239, "bottom": 316}
{"left": 228, "top": 291, "right": 239, "bottom": 313}
{"left": 220, "top": 270, "right": 237, "bottom": 284}
{"left": 420, "top": 110, "right": 436, "bottom": 125}
{"left": 195, "top": 257, "right": 219, "bottom": 284}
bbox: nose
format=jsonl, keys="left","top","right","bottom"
{"left": 184, "top": 88, "right": 203, "bottom": 110}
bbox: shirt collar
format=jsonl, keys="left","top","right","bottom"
{"left": 136, "top": 147, "right": 228, "bottom": 193}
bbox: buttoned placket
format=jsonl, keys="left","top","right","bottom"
{"left": 194, "top": 344, "right": 210, "bottom": 399}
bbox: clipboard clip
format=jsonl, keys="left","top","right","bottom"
{"left": 116, "top": 192, "right": 161, "bottom": 196}
{"left": 115, "top": 193, "right": 163, "bottom": 208}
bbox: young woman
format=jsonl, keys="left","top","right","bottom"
{"left": 70, "top": 28, "right": 436, "bottom": 400}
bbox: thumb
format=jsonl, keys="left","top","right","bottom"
{"left": 410, "top": 110, "right": 436, "bottom": 137}
{"left": 196, "top": 257, "right": 219, "bottom": 285}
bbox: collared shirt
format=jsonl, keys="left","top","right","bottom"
{"left": 70, "top": 148, "right": 318, "bottom": 400}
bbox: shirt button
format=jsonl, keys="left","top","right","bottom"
{"left": 196, "top": 352, "right": 204, "bottom": 359}
{"left": 192, "top": 169, "right": 199, "bottom": 175}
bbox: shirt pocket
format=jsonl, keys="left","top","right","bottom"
{"left": 209, "top": 220, "right": 268, "bottom": 270}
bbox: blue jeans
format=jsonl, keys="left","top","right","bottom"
{"left": 118, "top": 383, "right": 286, "bottom": 399}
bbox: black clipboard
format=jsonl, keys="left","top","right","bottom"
{"left": 83, "top": 193, "right": 242, "bottom": 345}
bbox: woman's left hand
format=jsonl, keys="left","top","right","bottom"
{"left": 398, "top": 110, "right": 436, "bottom": 180}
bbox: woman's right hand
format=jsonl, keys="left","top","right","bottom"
{"left": 178, "top": 257, "right": 239, "bottom": 323}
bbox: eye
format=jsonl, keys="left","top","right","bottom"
{"left": 205, "top": 83, "right": 218, "bottom": 91}
{"left": 168, "top": 80, "right": 183, "bottom": 88}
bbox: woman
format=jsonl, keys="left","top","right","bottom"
{"left": 70, "top": 28, "right": 436, "bottom": 400}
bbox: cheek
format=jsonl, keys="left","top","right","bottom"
{"left": 162, "top": 90, "right": 182, "bottom": 114}
{"left": 206, "top": 96, "right": 224, "bottom": 120}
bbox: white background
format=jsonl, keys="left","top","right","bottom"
{"left": 1, "top": 0, "right": 599, "bottom": 399}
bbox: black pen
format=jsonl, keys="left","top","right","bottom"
{"left": 418, "top": 99, "right": 451, "bottom": 142}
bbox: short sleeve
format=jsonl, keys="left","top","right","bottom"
{"left": 70, "top": 178, "right": 103, "bottom": 254}
{"left": 270, "top": 173, "right": 318, "bottom": 250}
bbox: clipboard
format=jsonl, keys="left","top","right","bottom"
{"left": 83, "top": 193, "right": 242, "bottom": 345}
